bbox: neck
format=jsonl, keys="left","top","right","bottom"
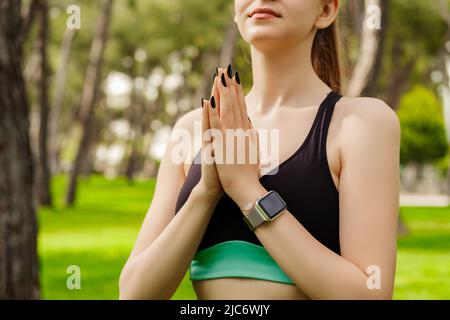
{"left": 247, "top": 36, "right": 331, "bottom": 115}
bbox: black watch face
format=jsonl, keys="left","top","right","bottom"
{"left": 258, "top": 191, "right": 287, "bottom": 219}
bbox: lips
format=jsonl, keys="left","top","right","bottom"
{"left": 248, "top": 7, "right": 281, "bottom": 18}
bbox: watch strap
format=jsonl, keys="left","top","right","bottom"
{"left": 243, "top": 205, "right": 267, "bottom": 231}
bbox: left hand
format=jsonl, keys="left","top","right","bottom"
{"left": 208, "top": 66, "right": 264, "bottom": 208}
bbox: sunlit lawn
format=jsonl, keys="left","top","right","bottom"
{"left": 38, "top": 175, "right": 450, "bottom": 299}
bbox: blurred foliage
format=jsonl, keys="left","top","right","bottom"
{"left": 340, "top": 0, "right": 448, "bottom": 103}
{"left": 27, "top": 0, "right": 450, "bottom": 169}
{"left": 398, "top": 85, "right": 448, "bottom": 165}
{"left": 432, "top": 152, "right": 449, "bottom": 178}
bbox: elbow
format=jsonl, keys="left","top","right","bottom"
{"left": 353, "top": 285, "right": 394, "bottom": 300}
{"left": 118, "top": 265, "right": 131, "bottom": 299}
{"left": 353, "top": 280, "right": 394, "bottom": 299}
{"left": 363, "top": 278, "right": 394, "bottom": 300}
{"left": 119, "top": 285, "right": 172, "bottom": 300}
{"left": 318, "top": 283, "right": 394, "bottom": 300}
{"left": 356, "top": 291, "right": 392, "bottom": 300}
{"left": 336, "top": 289, "right": 393, "bottom": 300}
{"left": 368, "top": 288, "right": 393, "bottom": 300}
{"left": 118, "top": 282, "right": 130, "bottom": 300}
{"left": 118, "top": 264, "right": 173, "bottom": 300}
{"left": 118, "top": 263, "right": 144, "bottom": 300}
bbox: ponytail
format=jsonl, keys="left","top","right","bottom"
{"left": 311, "top": 21, "right": 342, "bottom": 93}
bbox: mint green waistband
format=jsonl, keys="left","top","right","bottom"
{"left": 189, "top": 240, "right": 295, "bottom": 285}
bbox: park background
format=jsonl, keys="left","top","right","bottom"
{"left": 1, "top": 0, "right": 450, "bottom": 299}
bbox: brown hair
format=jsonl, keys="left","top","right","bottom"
{"left": 311, "top": 21, "right": 343, "bottom": 93}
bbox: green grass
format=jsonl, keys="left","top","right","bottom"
{"left": 38, "top": 175, "right": 450, "bottom": 299}
{"left": 38, "top": 175, "right": 195, "bottom": 299}
{"left": 394, "top": 207, "right": 450, "bottom": 299}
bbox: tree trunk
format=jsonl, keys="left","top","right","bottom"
{"left": 122, "top": 55, "right": 139, "bottom": 182}
{"left": 415, "top": 163, "right": 424, "bottom": 182}
{"left": 397, "top": 213, "right": 409, "bottom": 236}
{"left": 363, "top": 0, "right": 390, "bottom": 97}
{"left": 0, "top": 0, "right": 40, "bottom": 299}
{"left": 36, "top": 0, "right": 52, "bottom": 206}
{"left": 49, "top": 28, "right": 76, "bottom": 174}
{"left": 125, "top": 108, "right": 142, "bottom": 183}
{"left": 385, "top": 58, "right": 416, "bottom": 110}
{"left": 194, "top": 51, "right": 217, "bottom": 103}
{"left": 80, "top": 109, "right": 100, "bottom": 176}
{"left": 219, "top": 19, "right": 239, "bottom": 67}
{"left": 346, "top": 0, "right": 364, "bottom": 40}
{"left": 346, "top": 0, "right": 383, "bottom": 97}
{"left": 196, "top": 17, "right": 238, "bottom": 119}
{"left": 65, "top": 0, "right": 114, "bottom": 206}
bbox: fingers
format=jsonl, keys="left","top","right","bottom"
{"left": 208, "top": 95, "right": 220, "bottom": 130}
{"left": 234, "top": 71, "right": 250, "bottom": 131}
{"left": 201, "top": 98, "right": 214, "bottom": 165}
{"left": 208, "top": 95, "right": 223, "bottom": 164}
{"left": 201, "top": 97, "right": 210, "bottom": 148}
{"left": 224, "top": 64, "right": 243, "bottom": 128}
{"left": 211, "top": 68, "right": 222, "bottom": 116}
{"left": 217, "top": 68, "right": 235, "bottom": 128}
{"left": 208, "top": 65, "right": 248, "bottom": 164}
{"left": 216, "top": 65, "right": 248, "bottom": 131}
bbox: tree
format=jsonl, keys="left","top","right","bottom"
{"left": 362, "top": 0, "right": 390, "bottom": 97}
{"left": 0, "top": 0, "right": 40, "bottom": 299}
{"left": 65, "top": 0, "right": 115, "bottom": 206}
{"left": 346, "top": 0, "right": 387, "bottom": 97}
{"left": 35, "top": 0, "right": 52, "bottom": 206}
{"left": 398, "top": 85, "right": 448, "bottom": 180}
{"left": 374, "top": 0, "right": 447, "bottom": 109}
{"left": 49, "top": 28, "right": 76, "bottom": 174}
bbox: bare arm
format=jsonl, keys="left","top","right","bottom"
{"left": 209, "top": 68, "right": 400, "bottom": 299}
{"left": 231, "top": 98, "right": 400, "bottom": 299}
{"left": 118, "top": 109, "right": 221, "bottom": 300}
{"left": 209, "top": 65, "right": 400, "bottom": 299}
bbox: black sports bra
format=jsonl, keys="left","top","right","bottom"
{"left": 174, "top": 90, "right": 342, "bottom": 284}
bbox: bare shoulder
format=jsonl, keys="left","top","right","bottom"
{"left": 169, "top": 107, "right": 203, "bottom": 168}
{"left": 172, "top": 106, "right": 203, "bottom": 133}
{"left": 334, "top": 96, "right": 401, "bottom": 164}
{"left": 336, "top": 96, "right": 400, "bottom": 140}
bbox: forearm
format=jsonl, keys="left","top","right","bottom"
{"left": 119, "top": 184, "right": 221, "bottom": 300}
{"left": 256, "top": 212, "right": 390, "bottom": 299}
{"left": 235, "top": 184, "right": 393, "bottom": 300}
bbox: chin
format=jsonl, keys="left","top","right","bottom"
{"left": 245, "top": 31, "right": 295, "bottom": 52}
{"left": 249, "top": 39, "right": 281, "bottom": 52}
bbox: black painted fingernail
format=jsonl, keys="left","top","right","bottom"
{"left": 210, "top": 96, "right": 216, "bottom": 108}
{"left": 227, "top": 64, "right": 233, "bottom": 78}
{"left": 215, "top": 67, "right": 219, "bottom": 76}
{"left": 235, "top": 71, "right": 240, "bottom": 85}
{"left": 221, "top": 73, "right": 227, "bottom": 87}
{"left": 201, "top": 97, "right": 204, "bottom": 108}
{"left": 212, "top": 72, "right": 216, "bottom": 83}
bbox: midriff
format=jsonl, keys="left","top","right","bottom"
{"left": 193, "top": 278, "right": 309, "bottom": 300}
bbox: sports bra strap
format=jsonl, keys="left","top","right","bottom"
{"left": 317, "top": 91, "right": 342, "bottom": 160}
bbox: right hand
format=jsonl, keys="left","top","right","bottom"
{"left": 197, "top": 69, "right": 224, "bottom": 199}
{"left": 199, "top": 68, "right": 225, "bottom": 199}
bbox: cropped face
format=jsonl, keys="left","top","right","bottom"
{"left": 234, "top": 0, "right": 334, "bottom": 50}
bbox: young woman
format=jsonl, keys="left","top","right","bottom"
{"left": 119, "top": 0, "right": 400, "bottom": 300}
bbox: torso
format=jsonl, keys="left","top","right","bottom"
{"left": 181, "top": 97, "right": 344, "bottom": 300}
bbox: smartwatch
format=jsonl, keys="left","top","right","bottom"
{"left": 241, "top": 190, "right": 287, "bottom": 231}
